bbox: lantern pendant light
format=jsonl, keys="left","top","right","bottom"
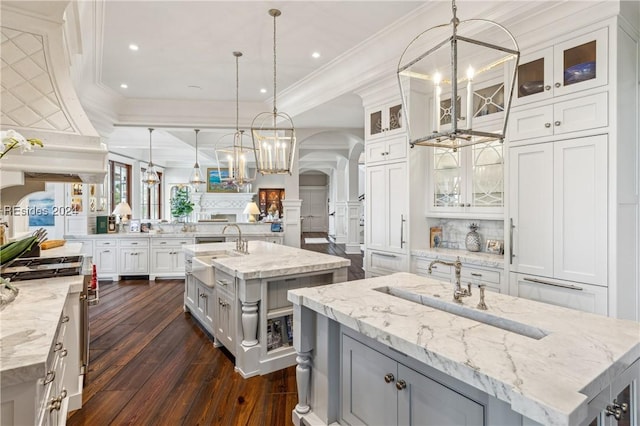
{"left": 142, "top": 127, "right": 160, "bottom": 187}
{"left": 251, "top": 8, "right": 296, "bottom": 175}
{"left": 397, "top": 0, "right": 519, "bottom": 151}
{"left": 189, "top": 129, "right": 205, "bottom": 191}
{"left": 215, "top": 51, "right": 256, "bottom": 189}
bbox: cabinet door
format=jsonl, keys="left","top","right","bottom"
{"left": 553, "top": 28, "right": 608, "bottom": 97}
{"left": 513, "top": 47, "right": 554, "bottom": 106}
{"left": 173, "top": 251, "right": 185, "bottom": 272}
{"left": 151, "top": 248, "right": 174, "bottom": 274}
{"left": 214, "top": 289, "right": 235, "bottom": 354}
{"left": 120, "top": 249, "right": 148, "bottom": 273}
{"left": 432, "top": 147, "right": 462, "bottom": 210}
{"left": 341, "top": 334, "right": 398, "bottom": 426}
{"left": 553, "top": 136, "right": 607, "bottom": 285}
{"left": 185, "top": 274, "right": 197, "bottom": 309}
{"left": 553, "top": 92, "right": 608, "bottom": 136}
{"left": 366, "top": 166, "right": 388, "bottom": 250}
{"left": 366, "top": 107, "right": 385, "bottom": 140}
{"left": 95, "top": 248, "right": 117, "bottom": 275}
{"left": 387, "top": 162, "right": 408, "bottom": 252}
{"left": 470, "top": 140, "right": 503, "bottom": 212}
{"left": 397, "top": 364, "right": 484, "bottom": 426}
{"left": 508, "top": 105, "right": 554, "bottom": 142}
{"left": 509, "top": 144, "right": 554, "bottom": 276}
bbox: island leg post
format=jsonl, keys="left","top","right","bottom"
{"left": 295, "top": 351, "right": 312, "bottom": 414}
{"left": 241, "top": 301, "right": 259, "bottom": 347}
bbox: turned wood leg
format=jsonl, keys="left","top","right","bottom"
{"left": 241, "top": 302, "right": 259, "bottom": 347}
{"left": 295, "top": 351, "right": 312, "bottom": 414}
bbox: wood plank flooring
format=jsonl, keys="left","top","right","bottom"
{"left": 67, "top": 234, "right": 363, "bottom": 425}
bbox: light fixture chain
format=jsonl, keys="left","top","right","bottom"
{"left": 148, "top": 127, "right": 154, "bottom": 165}
{"left": 194, "top": 129, "right": 199, "bottom": 164}
{"left": 272, "top": 10, "right": 277, "bottom": 114}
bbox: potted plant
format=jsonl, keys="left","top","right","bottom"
{"left": 170, "top": 186, "right": 194, "bottom": 224}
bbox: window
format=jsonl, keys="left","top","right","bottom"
{"left": 140, "top": 168, "right": 162, "bottom": 220}
{"left": 109, "top": 161, "right": 131, "bottom": 214}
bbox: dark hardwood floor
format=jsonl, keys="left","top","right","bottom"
{"left": 67, "top": 234, "right": 363, "bottom": 426}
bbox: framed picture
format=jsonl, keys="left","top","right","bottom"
{"left": 140, "top": 222, "right": 151, "bottom": 233}
{"left": 206, "top": 168, "right": 236, "bottom": 193}
{"left": 129, "top": 219, "right": 141, "bottom": 233}
{"left": 430, "top": 226, "right": 443, "bottom": 248}
{"left": 486, "top": 239, "right": 503, "bottom": 254}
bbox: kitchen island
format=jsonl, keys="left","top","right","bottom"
{"left": 183, "top": 240, "right": 350, "bottom": 378}
{"left": 288, "top": 272, "right": 639, "bottom": 426}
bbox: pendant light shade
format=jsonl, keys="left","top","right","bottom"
{"left": 189, "top": 129, "right": 205, "bottom": 190}
{"left": 251, "top": 9, "right": 297, "bottom": 175}
{"left": 142, "top": 127, "right": 160, "bottom": 187}
{"left": 215, "top": 51, "right": 256, "bottom": 189}
{"left": 397, "top": 0, "right": 519, "bottom": 151}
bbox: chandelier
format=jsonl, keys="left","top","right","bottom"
{"left": 215, "top": 52, "right": 256, "bottom": 189}
{"left": 397, "top": 0, "right": 519, "bottom": 151}
{"left": 251, "top": 9, "right": 296, "bottom": 175}
{"left": 188, "top": 128, "right": 205, "bottom": 191}
{"left": 142, "top": 127, "right": 160, "bottom": 187}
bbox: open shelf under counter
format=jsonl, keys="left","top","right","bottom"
{"left": 266, "top": 306, "right": 293, "bottom": 320}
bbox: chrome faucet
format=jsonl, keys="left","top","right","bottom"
{"left": 427, "top": 257, "right": 471, "bottom": 302}
{"left": 222, "top": 224, "right": 248, "bottom": 254}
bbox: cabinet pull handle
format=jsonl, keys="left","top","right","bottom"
{"left": 131, "top": 242, "right": 138, "bottom": 245}
{"left": 554, "top": 82, "right": 561, "bottom": 88}
{"left": 470, "top": 273, "right": 482, "bottom": 277}
{"left": 395, "top": 379, "right": 407, "bottom": 390}
{"left": 605, "top": 406, "right": 622, "bottom": 420}
{"left": 384, "top": 373, "right": 395, "bottom": 383}
{"left": 431, "top": 265, "right": 438, "bottom": 269}
{"left": 160, "top": 242, "right": 167, "bottom": 244}
{"left": 400, "top": 214, "right": 406, "bottom": 248}
{"left": 216, "top": 279, "right": 228, "bottom": 286}
{"left": 544, "top": 85, "right": 551, "bottom": 91}
{"left": 54, "top": 342, "right": 63, "bottom": 351}
{"left": 554, "top": 121, "right": 561, "bottom": 126}
{"left": 375, "top": 252, "right": 397, "bottom": 258}
{"left": 509, "top": 218, "right": 515, "bottom": 265}
{"left": 103, "top": 249, "right": 111, "bottom": 253}
{"left": 43, "top": 370, "right": 55, "bottom": 385}
{"left": 545, "top": 123, "right": 551, "bottom": 128}
{"left": 60, "top": 349, "right": 68, "bottom": 357}
{"left": 61, "top": 315, "right": 70, "bottom": 323}
{"left": 523, "top": 277, "right": 583, "bottom": 291}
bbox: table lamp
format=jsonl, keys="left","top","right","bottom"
{"left": 112, "top": 201, "right": 132, "bottom": 232}
{"left": 243, "top": 202, "right": 260, "bottom": 223}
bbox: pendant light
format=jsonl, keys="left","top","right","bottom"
{"left": 215, "top": 51, "right": 256, "bottom": 189}
{"left": 142, "top": 127, "right": 160, "bottom": 187}
{"left": 251, "top": 9, "right": 296, "bottom": 175}
{"left": 189, "top": 128, "right": 205, "bottom": 191}
{"left": 397, "top": 0, "right": 519, "bottom": 151}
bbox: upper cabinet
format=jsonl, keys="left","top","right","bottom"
{"left": 514, "top": 27, "right": 608, "bottom": 106}
{"left": 365, "top": 102, "right": 403, "bottom": 140}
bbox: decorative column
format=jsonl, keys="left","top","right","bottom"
{"left": 295, "top": 351, "right": 312, "bottom": 414}
{"left": 241, "top": 302, "right": 259, "bottom": 347}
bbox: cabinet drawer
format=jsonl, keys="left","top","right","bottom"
{"left": 461, "top": 267, "right": 501, "bottom": 285}
{"left": 119, "top": 239, "right": 149, "bottom": 248}
{"left": 214, "top": 268, "right": 235, "bottom": 294}
{"left": 369, "top": 251, "right": 407, "bottom": 273}
{"left": 95, "top": 239, "right": 117, "bottom": 247}
{"left": 151, "top": 238, "right": 193, "bottom": 247}
{"left": 553, "top": 91, "right": 608, "bottom": 135}
{"left": 414, "top": 258, "right": 451, "bottom": 280}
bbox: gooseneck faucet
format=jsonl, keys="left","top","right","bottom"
{"left": 222, "top": 224, "right": 248, "bottom": 254}
{"left": 427, "top": 257, "right": 471, "bottom": 302}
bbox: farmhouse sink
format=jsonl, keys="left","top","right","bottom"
{"left": 374, "top": 286, "right": 549, "bottom": 340}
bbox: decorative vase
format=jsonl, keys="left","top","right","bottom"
{"left": 465, "top": 223, "right": 481, "bottom": 252}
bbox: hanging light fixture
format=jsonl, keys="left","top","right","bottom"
{"left": 215, "top": 51, "right": 256, "bottom": 189}
{"left": 251, "top": 9, "right": 296, "bottom": 175}
{"left": 142, "top": 127, "right": 160, "bottom": 187}
{"left": 397, "top": 0, "right": 519, "bottom": 151}
{"left": 189, "top": 128, "right": 205, "bottom": 190}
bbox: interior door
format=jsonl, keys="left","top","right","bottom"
{"left": 300, "top": 187, "right": 328, "bottom": 232}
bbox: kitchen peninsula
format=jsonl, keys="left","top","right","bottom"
{"left": 289, "top": 272, "right": 639, "bottom": 426}
{"left": 184, "top": 240, "right": 350, "bottom": 378}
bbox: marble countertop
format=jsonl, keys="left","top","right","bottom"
{"left": 288, "top": 272, "right": 640, "bottom": 426}
{"left": 65, "top": 231, "right": 283, "bottom": 239}
{"left": 37, "top": 242, "right": 83, "bottom": 257}
{"left": 0, "top": 276, "right": 83, "bottom": 387}
{"left": 412, "top": 247, "right": 504, "bottom": 268}
{"left": 184, "top": 241, "right": 350, "bottom": 280}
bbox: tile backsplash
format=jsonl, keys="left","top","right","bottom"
{"left": 427, "top": 219, "right": 504, "bottom": 252}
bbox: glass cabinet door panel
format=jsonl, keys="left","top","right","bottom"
{"left": 471, "top": 141, "right": 503, "bottom": 207}
{"left": 433, "top": 148, "right": 461, "bottom": 207}
{"left": 563, "top": 40, "right": 596, "bottom": 86}
{"left": 370, "top": 110, "right": 383, "bottom": 136}
{"left": 389, "top": 104, "right": 403, "bottom": 131}
{"left": 473, "top": 83, "right": 505, "bottom": 118}
{"left": 440, "top": 96, "right": 461, "bottom": 126}
{"left": 517, "top": 58, "right": 546, "bottom": 99}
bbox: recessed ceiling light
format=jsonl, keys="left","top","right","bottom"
{"left": 312, "top": 52, "right": 321, "bottom": 59}
{"left": 120, "top": 83, "right": 128, "bottom": 89}
{"left": 129, "top": 44, "right": 139, "bottom": 51}
{"left": 260, "top": 88, "right": 267, "bottom": 94}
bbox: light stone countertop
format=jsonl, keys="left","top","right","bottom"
{"left": 65, "top": 231, "right": 282, "bottom": 239}
{"left": 0, "top": 276, "right": 84, "bottom": 387}
{"left": 184, "top": 241, "right": 350, "bottom": 280}
{"left": 288, "top": 272, "right": 640, "bottom": 426}
{"left": 412, "top": 247, "right": 505, "bottom": 268}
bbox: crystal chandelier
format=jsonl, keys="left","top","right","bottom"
{"left": 188, "top": 128, "right": 205, "bottom": 191}
{"left": 215, "top": 51, "right": 256, "bottom": 189}
{"left": 142, "top": 127, "right": 160, "bottom": 187}
{"left": 397, "top": 0, "right": 519, "bottom": 151}
{"left": 251, "top": 9, "right": 296, "bottom": 175}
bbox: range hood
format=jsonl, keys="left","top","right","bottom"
{"left": 1, "top": 1, "right": 109, "bottom": 191}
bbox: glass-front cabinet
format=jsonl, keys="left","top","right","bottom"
{"left": 365, "top": 102, "right": 403, "bottom": 140}
{"left": 515, "top": 27, "right": 607, "bottom": 105}
{"left": 430, "top": 140, "right": 504, "bottom": 216}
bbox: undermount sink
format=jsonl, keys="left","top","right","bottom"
{"left": 374, "top": 286, "right": 549, "bottom": 340}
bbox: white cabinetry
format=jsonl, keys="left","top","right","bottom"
{"left": 413, "top": 254, "right": 503, "bottom": 294}
{"left": 582, "top": 359, "right": 638, "bottom": 426}
{"left": 365, "top": 136, "right": 407, "bottom": 165}
{"left": 509, "top": 135, "right": 607, "bottom": 288}
{"left": 94, "top": 240, "right": 117, "bottom": 280}
{"left": 212, "top": 268, "right": 236, "bottom": 354}
{"left": 365, "top": 102, "right": 403, "bottom": 140}
{"left": 150, "top": 237, "right": 193, "bottom": 280}
{"left": 119, "top": 238, "right": 149, "bottom": 275}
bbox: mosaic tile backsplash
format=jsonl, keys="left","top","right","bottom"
{"left": 427, "top": 219, "right": 504, "bottom": 252}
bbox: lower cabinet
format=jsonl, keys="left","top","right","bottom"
{"left": 366, "top": 250, "right": 408, "bottom": 277}
{"left": 213, "top": 280, "right": 236, "bottom": 355}
{"left": 150, "top": 237, "right": 193, "bottom": 279}
{"left": 184, "top": 272, "right": 215, "bottom": 333}
{"left": 341, "top": 333, "right": 484, "bottom": 426}
{"left": 94, "top": 240, "right": 117, "bottom": 280}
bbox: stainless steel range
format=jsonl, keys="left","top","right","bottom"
{"left": 1, "top": 254, "right": 99, "bottom": 378}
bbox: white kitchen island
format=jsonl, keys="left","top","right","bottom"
{"left": 288, "top": 272, "right": 639, "bottom": 426}
{"left": 183, "top": 240, "right": 350, "bottom": 378}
